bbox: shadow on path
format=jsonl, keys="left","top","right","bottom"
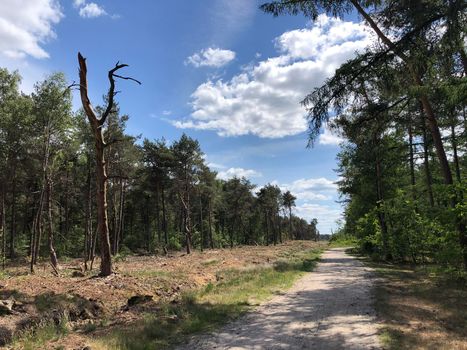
{"left": 178, "top": 248, "right": 381, "bottom": 350}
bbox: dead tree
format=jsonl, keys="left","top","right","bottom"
{"left": 77, "top": 52, "right": 140, "bottom": 276}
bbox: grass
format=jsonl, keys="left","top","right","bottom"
{"left": 90, "top": 248, "right": 322, "bottom": 350}
{"left": 327, "top": 234, "right": 358, "bottom": 248}
{"left": 12, "top": 317, "right": 69, "bottom": 350}
{"left": 370, "top": 261, "right": 467, "bottom": 350}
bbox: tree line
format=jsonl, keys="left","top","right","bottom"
{"left": 0, "top": 62, "right": 319, "bottom": 276}
{"left": 261, "top": 0, "right": 466, "bottom": 268}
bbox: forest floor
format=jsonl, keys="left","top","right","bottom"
{"left": 0, "top": 240, "right": 325, "bottom": 349}
{"left": 371, "top": 260, "right": 467, "bottom": 350}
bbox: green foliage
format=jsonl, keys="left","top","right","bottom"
{"left": 328, "top": 232, "right": 358, "bottom": 248}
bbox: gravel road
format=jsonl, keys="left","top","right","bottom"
{"left": 177, "top": 247, "right": 382, "bottom": 350}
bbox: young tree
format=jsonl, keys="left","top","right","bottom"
{"left": 171, "top": 134, "right": 203, "bottom": 254}
{"left": 29, "top": 73, "right": 72, "bottom": 273}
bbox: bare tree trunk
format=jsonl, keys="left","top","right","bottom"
{"left": 288, "top": 206, "right": 293, "bottom": 239}
{"left": 265, "top": 211, "right": 270, "bottom": 246}
{"left": 208, "top": 197, "right": 213, "bottom": 249}
{"left": 84, "top": 156, "right": 92, "bottom": 270}
{"left": 421, "top": 117, "right": 435, "bottom": 207}
{"left": 79, "top": 52, "right": 131, "bottom": 276}
{"left": 116, "top": 180, "right": 125, "bottom": 254}
{"left": 9, "top": 162, "right": 17, "bottom": 259}
{"left": 199, "top": 193, "right": 204, "bottom": 251}
{"left": 161, "top": 185, "right": 168, "bottom": 247}
{"left": 1, "top": 183, "right": 5, "bottom": 270}
{"left": 408, "top": 123, "right": 416, "bottom": 202}
{"left": 375, "top": 154, "right": 389, "bottom": 260}
{"left": 46, "top": 178, "right": 58, "bottom": 273}
{"left": 450, "top": 113, "right": 461, "bottom": 182}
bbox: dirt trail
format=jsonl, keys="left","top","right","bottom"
{"left": 178, "top": 248, "right": 381, "bottom": 350}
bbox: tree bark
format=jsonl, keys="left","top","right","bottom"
{"left": 421, "top": 115, "right": 435, "bottom": 207}
{"left": 1, "top": 183, "right": 5, "bottom": 269}
{"left": 9, "top": 161, "right": 17, "bottom": 259}
{"left": 408, "top": 123, "right": 416, "bottom": 202}
{"left": 161, "top": 185, "right": 168, "bottom": 246}
{"left": 208, "top": 197, "right": 214, "bottom": 249}
{"left": 450, "top": 113, "right": 461, "bottom": 182}
{"left": 78, "top": 53, "right": 117, "bottom": 276}
{"left": 84, "top": 155, "right": 93, "bottom": 270}
{"left": 46, "top": 179, "right": 58, "bottom": 273}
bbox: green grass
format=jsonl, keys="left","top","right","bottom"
{"left": 91, "top": 248, "right": 322, "bottom": 350}
{"left": 12, "top": 317, "right": 69, "bottom": 350}
{"left": 327, "top": 234, "right": 358, "bottom": 248}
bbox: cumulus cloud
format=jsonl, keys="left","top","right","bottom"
{"left": 0, "top": 0, "right": 62, "bottom": 59}
{"left": 79, "top": 3, "right": 107, "bottom": 18}
{"left": 295, "top": 202, "right": 342, "bottom": 234}
{"left": 186, "top": 47, "right": 236, "bottom": 68}
{"left": 73, "top": 0, "right": 109, "bottom": 19}
{"left": 175, "top": 15, "right": 372, "bottom": 139}
{"left": 318, "top": 125, "right": 344, "bottom": 145}
{"left": 217, "top": 167, "right": 262, "bottom": 180}
{"left": 73, "top": 0, "right": 85, "bottom": 7}
{"left": 278, "top": 177, "right": 338, "bottom": 201}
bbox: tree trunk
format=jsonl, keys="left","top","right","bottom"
{"left": 84, "top": 156, "right": 93, "bottom": 270}
{"left": 1, "top": 183, "right": 5, "bottom": 269}
{"left": 9, "top": 162, "right": 17, "bottom": 259}
{"left": 199, "top": 193, "right": 204, "bottom": 251}
{"left": 208, "top": 197, "right": 214, "bottom": 249}
{"left": 161, "top": 185, "right": 168, "bottom": 246}
{"left": 288, "top": 206, "right": 293, "bottom": 239}
{"left": 115, "top": 180, "right": 125, "bottom": 254}
{"left": 78, "top": 52, "right": 126, "bottom": 276}
{"left": 408, "top": 123, "right": 416, "bottom": 202}
{"left": 421, "top": 116, "right": 435, "bottom": 207}
{"left": 94, "top": 134, "right": 112, "bottom": 275}
{"left": 450, "top": 113, "right": 461, "bottom": 182}
{"left": 46, "top": 179, "right": 58, "bottom": 273}
{"left": 375, "top": 153, "right": 389, "bottom": 259}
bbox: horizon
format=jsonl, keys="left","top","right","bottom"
{"left": 0, "top": 0, "right": 370, "bottom": 234}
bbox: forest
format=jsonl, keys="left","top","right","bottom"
{"left": 0, "top": 0, "right": 466, "bottom": 349}
{"left": 259, "top": 0, "right": 467, "bottom": 270}
{"left": 0, "top": 65, "right": 319, "bottom": 276}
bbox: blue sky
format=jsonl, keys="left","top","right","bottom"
{"left": 0, "top": 0, "right": 371, "bottom": 234}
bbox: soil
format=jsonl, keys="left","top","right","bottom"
{"left": 177, "top": 248, "right": 382, "bottom": 350}
{"left": 0, "top": 241, "right": 322, "bottom": 349}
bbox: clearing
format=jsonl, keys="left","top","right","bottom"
{"left": 0, "top": 241, "right": 324, "bottom": 349}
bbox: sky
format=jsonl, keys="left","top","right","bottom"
{"left": 0, "top": 0, "right": 372, "bottom": 235}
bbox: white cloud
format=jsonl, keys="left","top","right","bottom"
{"left": 318, "top": 124, "right": 344, "bottom": 145}
{"left": 176, "top": 15, "right": 372, "bottom": 139}
{"left": 0, "top": 0, "right": 62, "bottom": 59}
{"left": 217, "top": 167, "right": 262, "bottom": 180}
{"left": 207, "top": 162, "right": 227, "bottom": 170}
{"left": 79, "top": 2, "right": 107, "bottom": 18}
{"left": 295, "top": 203, "right": 342, "bottom": 234}
{"left": 162, "top": 110, "right": 172, "bottom": 116}
{"left": 278, "top": 177, "right": 338, "bottom": 201}
{"left": 186, "top": 48, "right": 236, "bottom": 68}
{"left": 73, "top": 0, "right": 85, "bottom": 7}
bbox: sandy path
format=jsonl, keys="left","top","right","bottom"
{"left": 177, "top": 248, "right": 381, "bottom": 350}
